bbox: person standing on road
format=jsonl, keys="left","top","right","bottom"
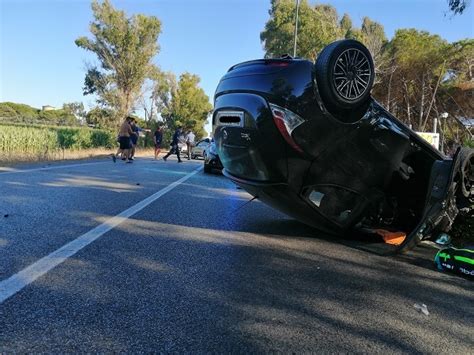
{"left": 114, "top": 116, "right": 135, "bottom": 163}
{"left": 185, "top": 129, "right": 195, "bottom": 160}
{"left": 153, "top": 126, "right": 163, "bottom": 159}
{"left": 162, "top": 126, "right": 183, "bottom": 163}
{"left": 129, "top": 119, "right": 141, "bottom": 161}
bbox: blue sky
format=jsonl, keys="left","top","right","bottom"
{"left": 1, "top": 0, "right": 473, "bottom": 133}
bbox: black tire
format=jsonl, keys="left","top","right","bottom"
{"left": 204, "top": 163, "right": 212, "bottom": 174}
{"left": 459, "top": 148, "right": 474, "bottom": 200}
{"left": 315, "top": 40, "right": 375, "bottom": 117}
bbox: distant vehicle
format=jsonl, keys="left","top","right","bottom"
{"left": 204, "top": 140, "right": 223, "bottom": 174}
{"left": 191, "top": 138, "right": 211, "bottom": 159}
{"left": 212, "top": 39, "right": 473, "bottom": 253}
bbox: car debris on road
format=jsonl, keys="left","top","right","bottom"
{"left": 414, "top": 303, "right": 430, "bottom": 316}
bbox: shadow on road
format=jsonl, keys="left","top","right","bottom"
{"left": 1, "top": 165, "right": 472, "bottom": 352}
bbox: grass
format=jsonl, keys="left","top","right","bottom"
{"left": 0, "top": 123, "right": 116, "bottom": 157}
{"left": 1, "top": 148, "right": 156, "bottom": 166}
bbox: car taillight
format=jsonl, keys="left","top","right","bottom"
{"left": 269, "top": 103, "right": 305, "bottom": 154}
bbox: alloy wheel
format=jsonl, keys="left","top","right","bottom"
{"left": 333, "top": 48, "right": 372, "bottom": 101}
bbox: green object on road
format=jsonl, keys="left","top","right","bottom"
{"left": 438, "top": 252, "right": 451, "bottom": 262}
{"left": 435, "top": 247, "right": 474, "bottom": 278}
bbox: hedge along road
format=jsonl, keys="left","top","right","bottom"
{"left": 0, "top": 156, "right": 472, "bottom": 352}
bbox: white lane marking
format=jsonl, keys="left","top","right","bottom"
{"left": 0, "top": 161, "right": 107, "bottom": 175}
{"left": 0, "top": 166, "right": 202, "bottom": 304}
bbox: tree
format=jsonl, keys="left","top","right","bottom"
{"left": 371, "top": 31, "right": 473, "bottom": 148}
{"left": 447, "top": 0, "right": 471, "bottom": 15}
{"left": 373, "top": 29, "right": 449, "bottom": 130}
{"left": 341, "top": 16, "right": 387, "bottom": 82}
{"left": 0, "top": 102, "right": 79, "bottom": 126}
{"left": 437, "top": 39, "right": 474, "bottom": 145}
{"left": 359, "top": 17, "right": 387, "bottom": 72}
{"left": 0, "top": 103, "right": 19, "bottom": 122}
{"left": 152, "top": 70, "right": 177, "bottom": 118}
{"left": 339, "top": 14, "right": 352, "bottom": 37}
{"left": 138, "top": 68, "right": 176, "bottom": 124}
{"left": 158, "top": 73, "right": 212, "bottom": 140}
{"left": 340, "top": 13, "right": 352, "bottom": 38}
{"left": 37, "top": 109, "right": 78, "bottom": 126}
{"left": 0, "top": 102, "right": 39, "bottom": 121}
{"left": 63, "top": 102, "right": 86, "bottom": 124}
{"left": 312, "top": 4, "right": 344, "bottom": 50}
{"left": 261, "top": 0, "right": 302, "bottom": 58}
{"left": 86, "top": 106, "right": 116, "bottom": 128}
{"left": 260, "top": 1, "right": 386, "bottom": 63}
{"left": 445, "top": 39, "right": 474, "bottom": 83}
{"left": 261, "top": 0, "right": 343, "bottom": 60}
{"left": 75, "top": 0, "right": 162, "bottom": 126}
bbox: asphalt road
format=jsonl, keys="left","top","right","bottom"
{"left": 0, "top": 156, "right": 472, "bottom": 352}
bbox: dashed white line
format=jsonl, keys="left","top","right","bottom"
{"left": 0, "top": 165, "right": 202, "bottom": 304}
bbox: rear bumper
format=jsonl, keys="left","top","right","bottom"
{"left": 213, "top": 93, "right": 289, "bottom": 182}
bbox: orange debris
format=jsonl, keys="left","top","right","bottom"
{"left": 375, "top": 229, "right": 407, "bottom": 246}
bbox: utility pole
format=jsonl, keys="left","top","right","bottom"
{"left": 293, "top": 0, "right": 300, "bottom": 57}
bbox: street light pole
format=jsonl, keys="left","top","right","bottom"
{"left": 293, "top": 0, "right": 300, "bottom": 57}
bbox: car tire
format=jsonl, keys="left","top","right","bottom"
{"left": 315, "top": 40, "right": 375, "bottom": 119}
{"left": 204, "top": 163, "right": 212, "bottom": 174}
{"left": 459, "top": 148, "right": 473, "bottom": 200}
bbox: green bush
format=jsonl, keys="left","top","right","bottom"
{"left": 0, "top": 123, "right": 116, "bottom": 155}
{"left": 0, "top": 102, "right": 80, "bottom": 126}
{"left": 0, "top": 102, "right": 40, "bottom": 120}
{"left": 38, "top": 109, "right": 78, "bottom": 126}
{"left": 0, "top": 104, "right": 19, "bottom": 120}
{"left": 464, "top": 138, "right": 474, "bottom": 148}
{"left": 91, "top": 130, "right": 115, "bottom": 148}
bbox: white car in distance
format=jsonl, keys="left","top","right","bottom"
{"left": 191, "top": 139, "right": 211, "bottom": 159}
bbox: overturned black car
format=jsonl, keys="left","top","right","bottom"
{"left": 212, "top": 40, "right": 473, "bottom": 254}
